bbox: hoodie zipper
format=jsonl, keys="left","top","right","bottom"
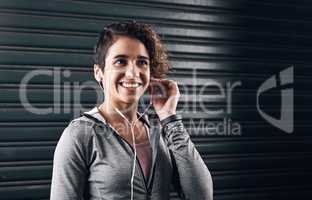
{"left": 83, "top": 112, "right": 151, "bottom": 193}
{"left": 113, "top": 131, "right": 150, "bottom": 192}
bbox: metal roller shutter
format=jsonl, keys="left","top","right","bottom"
{"left": 0, "top": 0, "right": 311, "bottom": 199}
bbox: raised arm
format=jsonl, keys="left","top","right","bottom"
{"left": 150, "top": 78, "right": 213, "bottom": 199}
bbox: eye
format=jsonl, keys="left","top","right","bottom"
{"left": 114, "top": 58, "right": 127, "bottom": 66}
{"left": 137, "top": 59, "right": 149, "bottom": 67}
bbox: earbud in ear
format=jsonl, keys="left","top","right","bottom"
{"left": 98, "top": 79, "right": 104, "bottom": 89}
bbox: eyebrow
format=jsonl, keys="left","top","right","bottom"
{"left": 113, "top": 54, "right": 149, "bottom": 60}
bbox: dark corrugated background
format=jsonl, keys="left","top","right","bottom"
{"left": 0, "top": 0, "right": 311, "bottom": 199}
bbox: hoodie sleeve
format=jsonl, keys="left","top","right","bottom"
{"left": 161, "top": 114, "right": 213, "bottom": 200}
{"left": 50, "top": 121, "right": 90, "bottom": 200}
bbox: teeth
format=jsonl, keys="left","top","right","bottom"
{"left": 121, "top": 82, "right": 140, "bottom": 88}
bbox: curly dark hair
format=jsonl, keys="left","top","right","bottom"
{"left": 93, "top": 21, "right": 171, "bottom": 78}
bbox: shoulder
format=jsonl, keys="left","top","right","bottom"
{"left": 54, "top": 115, "right": 104, "bottom": 161}
{"left": 57, "top": 114, "right": 105, "bottom": 151}
{"left": 60, "top": 109, "right": 112, "bottom": 143}
{"left": 64, "top": 116, "right": 95, "bottom": 138}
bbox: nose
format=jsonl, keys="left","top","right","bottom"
{"left": 125, "top": 61, "right": 139, "bottom": 78}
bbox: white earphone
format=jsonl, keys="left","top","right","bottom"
{"left": 98, "top": 78, "right": 153, "bottom": 200}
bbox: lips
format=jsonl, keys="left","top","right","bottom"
{"left": 118, "top": 81, "right": 143, "bottom": 89}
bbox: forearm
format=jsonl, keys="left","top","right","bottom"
{"left": 161, "top": 115, "right": 213, "bottom": 200}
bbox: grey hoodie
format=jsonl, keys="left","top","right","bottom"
{"left": 50, "top": 107, "right": 213, "bottom": 200}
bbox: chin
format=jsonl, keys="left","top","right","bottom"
{"left": 119, "top": 95, "right": 141, "bottom": 105}
{"left": 117, "top": 90, "right": 146, "bottom": 104}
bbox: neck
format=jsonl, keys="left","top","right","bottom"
{"left": 99, "top": 100, "right": 139, "bottom": 124}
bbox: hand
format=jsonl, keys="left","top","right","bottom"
{"left": 149, "top": 77, "right": 180, "bottom": 121}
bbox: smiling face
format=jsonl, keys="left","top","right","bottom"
{"left": 95, "top": 36, "right": 150, "bottom": 108}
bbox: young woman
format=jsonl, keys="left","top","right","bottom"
{"left": 50, "top": 21, "right": 213, "bottom": 200}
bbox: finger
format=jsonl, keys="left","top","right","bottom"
{"left": 150, "top": 78, "right": 172, "bottom": 89}
{"left": 150, "top": 77, "right": 162, "bottom": 82}
{"left": 157, "top": 79, "right": 178, "bottom": 91}
{"left": 151, "top": 78, "right": 179, "bottom": 96}
{"left": 151, "top": 83, "right": 168, "bottom": 99}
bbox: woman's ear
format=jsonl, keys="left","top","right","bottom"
{"left": 94, "top": 64, "right": 103, "bottom": 82}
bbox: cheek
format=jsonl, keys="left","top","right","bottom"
{"left": 143, "top": 68, "right": 151, "bottom": 82}
{"left": 103, "top": 74, "right": 118, "bottom": 91}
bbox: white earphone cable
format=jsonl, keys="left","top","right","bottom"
{"left": 99, "top": 79, "right": 153, "bottom": 199}
{"left": 113, "top": 101, "right": 152, "bottom": 200}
